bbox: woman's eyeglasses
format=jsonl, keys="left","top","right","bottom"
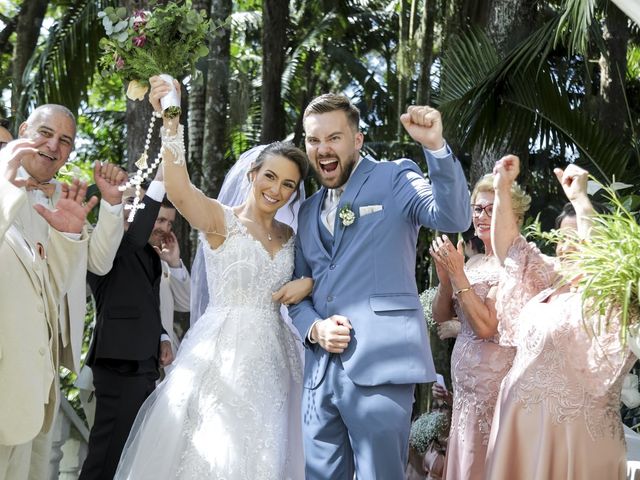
{"left": 471, "top": 204, "right": 494, "bottom": 217}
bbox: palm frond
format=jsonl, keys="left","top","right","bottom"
{"left": 437, "top": 25, "right": 631, "bottom": 182}
{"left": 18, "top": 0, "right": 117, "bottom": 119}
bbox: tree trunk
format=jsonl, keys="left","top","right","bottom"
{"left": 260, "top": 0, "right": 288, "bottom": 143}
{"left": 201, "top": 0, "right": 231, "bottom": 198}
{"left": 187, "top": 0, "right": 211, "bottom": 193}
{"left": 598, "top": 2, "right": 629, "bottom": 135}
{"left": 469, "top": 0, "right": 536, "bottom": 184}
{"left": 12, "top": 0, "right": 48, "bottom": 120}
{"left": 485, "top": 0, "right": 536, "bottom": 55}
{"left": 396, "top": 0, "right": 410, "bottom": 139}
{"left": 416, "top": 0, "right": 435, "bottom": 106}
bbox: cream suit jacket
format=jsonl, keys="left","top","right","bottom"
{"left": 0, "top": 179, "right": 88, "bottom": 446}
{"left": 61, "top": 202, "right": 124, "bottom": 373}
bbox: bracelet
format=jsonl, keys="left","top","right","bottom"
{"left": 454, "top": 286, "right": 472, "bottom": 295}
{"left": 161, "top": 124, "right": 185, "bottom": 166}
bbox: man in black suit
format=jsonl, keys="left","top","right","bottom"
{"left": 79, "top": 167, "right": 176, "bottom": 480}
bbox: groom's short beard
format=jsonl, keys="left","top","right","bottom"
{"left": 317, "top": 151, "right": 358, "bottom": 189}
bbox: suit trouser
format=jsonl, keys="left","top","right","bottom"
{"left": 0, "top": 442, "right": 32, "bottom": 480}
{"left": 79, "top": 361, "right": 157, "bottom": 480}
{"left": 303, "top": 355, "right": 415, "bottom": 480}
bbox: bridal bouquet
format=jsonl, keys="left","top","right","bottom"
{"left": 98, "top": 1, "right": 210, "bottom": 220}
{"left": 98, "top": 0, "right": 210, "bottom": 113}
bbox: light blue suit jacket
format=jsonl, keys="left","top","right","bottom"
{"left": 290, "top": 149, "right": 471, "bottom": 389}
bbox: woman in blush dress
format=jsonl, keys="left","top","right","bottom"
{"left": 429, "top": 174, "right": 530, "bottom": 480}
{"left": 486, "top": 156, "right": 637, "bottom": 480}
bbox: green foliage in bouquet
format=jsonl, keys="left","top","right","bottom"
{"left": 409, "top": 411, "right": 449, "bottom": 455}
{"left": 98, "top": 1, "right": 211, "bottom": 86}
{"left": 528, "top": 184, "right": 640, "bottom": 340}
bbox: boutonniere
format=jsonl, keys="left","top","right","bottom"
{"left": 339, "top": 204, "right": 356, "bottom": 227}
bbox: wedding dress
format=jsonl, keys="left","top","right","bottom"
{"left": 115, "top": 206, "right": 305, "bottom": 479}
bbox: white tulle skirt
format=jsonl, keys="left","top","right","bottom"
{"left": 114, "top": 304, "right": 305, "bottom": 480}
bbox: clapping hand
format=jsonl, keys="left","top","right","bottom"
{"left": 34, "top": 178, "right": 99, "bottom": 234}
{"left": 399, "top": 106, "right": 445, "bottom": 150}
{"left": 429, "top": 234, "right": 465, "bottom": 281}
{"left": 153, "top": 231, "right": 181, "bottom": 267}
{"left": 94, "top": 161, "right": 127, "bottom": 206}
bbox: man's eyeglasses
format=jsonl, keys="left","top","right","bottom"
{"left": 471, "top": 204, "right": 494, "bottom": 217}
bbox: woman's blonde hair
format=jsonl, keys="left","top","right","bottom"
{"left": 471, "top": 174, "right": 531, "bottom": 225}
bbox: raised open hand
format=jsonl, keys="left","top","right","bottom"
{"left": 0, "top": 137, "right": 48, "bottom": 187}
{"left": 153, "top": 231, "right": 181, "bottom": 267}
{"left": 34, "top": 178, "right": 99, "bottom": 233}
{"left": 94, "top": 161, "right": 127, "bottom": 206}
{"left": 399, "top": 106, "right": 445, "bottom": 150}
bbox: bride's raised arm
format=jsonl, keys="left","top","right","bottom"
{"left": 148, "top": 76, "right": 225, "bottom": 237}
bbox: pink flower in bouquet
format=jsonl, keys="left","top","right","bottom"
{"left": 115, "top": 55, "right": 125, "bottom": 70}
{"left": 132, "top": 10, "right": 148, "bottom": 31}
{"left": 132, "top": 35, "right": 146, "bottom": 47}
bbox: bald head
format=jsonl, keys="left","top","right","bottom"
{"left": 18, "top": 104, "right": 77, "bottom": 182}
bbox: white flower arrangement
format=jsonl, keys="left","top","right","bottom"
{"left": 409, "top": 411, "right": 449, "bottom": 454}
{"left": 339, "top": 204, "right": 356, "bottom": 227}
{"left": 419, "top": 287, "right": 438, "bottom": 332}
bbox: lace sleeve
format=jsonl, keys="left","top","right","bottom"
{"left": 496, "top": 235, "right": 558, "bottom": 346}
{"left": 562, "top": 296, "right": 634, "bottom": 399}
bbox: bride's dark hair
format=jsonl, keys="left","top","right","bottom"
{"left": 246, "top": 141, "right": 309, "bottom": 206}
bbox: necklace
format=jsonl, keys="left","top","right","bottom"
{"left": 244, "top": 215, "right": 274, "bottom": 241}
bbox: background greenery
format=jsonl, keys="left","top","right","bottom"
{"left": 1, "top": 0, "right": 639, "bottom": 425}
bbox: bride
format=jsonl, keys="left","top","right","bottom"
{"left": 115, "top": 77, "right": 310, "bottom": 479}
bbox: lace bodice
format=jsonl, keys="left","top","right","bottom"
{"left": 202, "top": 207, "right": 295, "bottom": 313}
{"left": 496, "top": 236, "right": 635, "bottom": 441}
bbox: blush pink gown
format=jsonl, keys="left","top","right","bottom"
{"left": 442, "top": 259, "right": 516, "bottom": 480}
{"left": 486, "top": 236, "right": 635, "bottom": 480}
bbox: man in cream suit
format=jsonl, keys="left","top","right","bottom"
{"left": 29, "top": 164, "right": 126, "bottom": 478}
{"left": 289, "top": 95, "right": 471, "bottom": 479}
{"left": 0, "top": 105, "right": 101, "bottom": 480}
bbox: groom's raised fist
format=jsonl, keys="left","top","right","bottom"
{"left": 400, "top": 106, "right": 445, "bottom": 150}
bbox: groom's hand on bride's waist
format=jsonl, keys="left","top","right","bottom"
{"left": 310, "top": 315, "right": 352, "bottom": 353}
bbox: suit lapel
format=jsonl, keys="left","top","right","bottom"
{"left": 332, "top": 157, "right": 375, "bottom": 252}
{"left": 4, "top": 225, "right": 44, "bottom": 292}
{"left": 309, "top": 189, "right": 331, "bottom": 260}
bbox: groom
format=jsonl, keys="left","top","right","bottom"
{"left": 289, "top": 94, "right": 471, "bottom": 479}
